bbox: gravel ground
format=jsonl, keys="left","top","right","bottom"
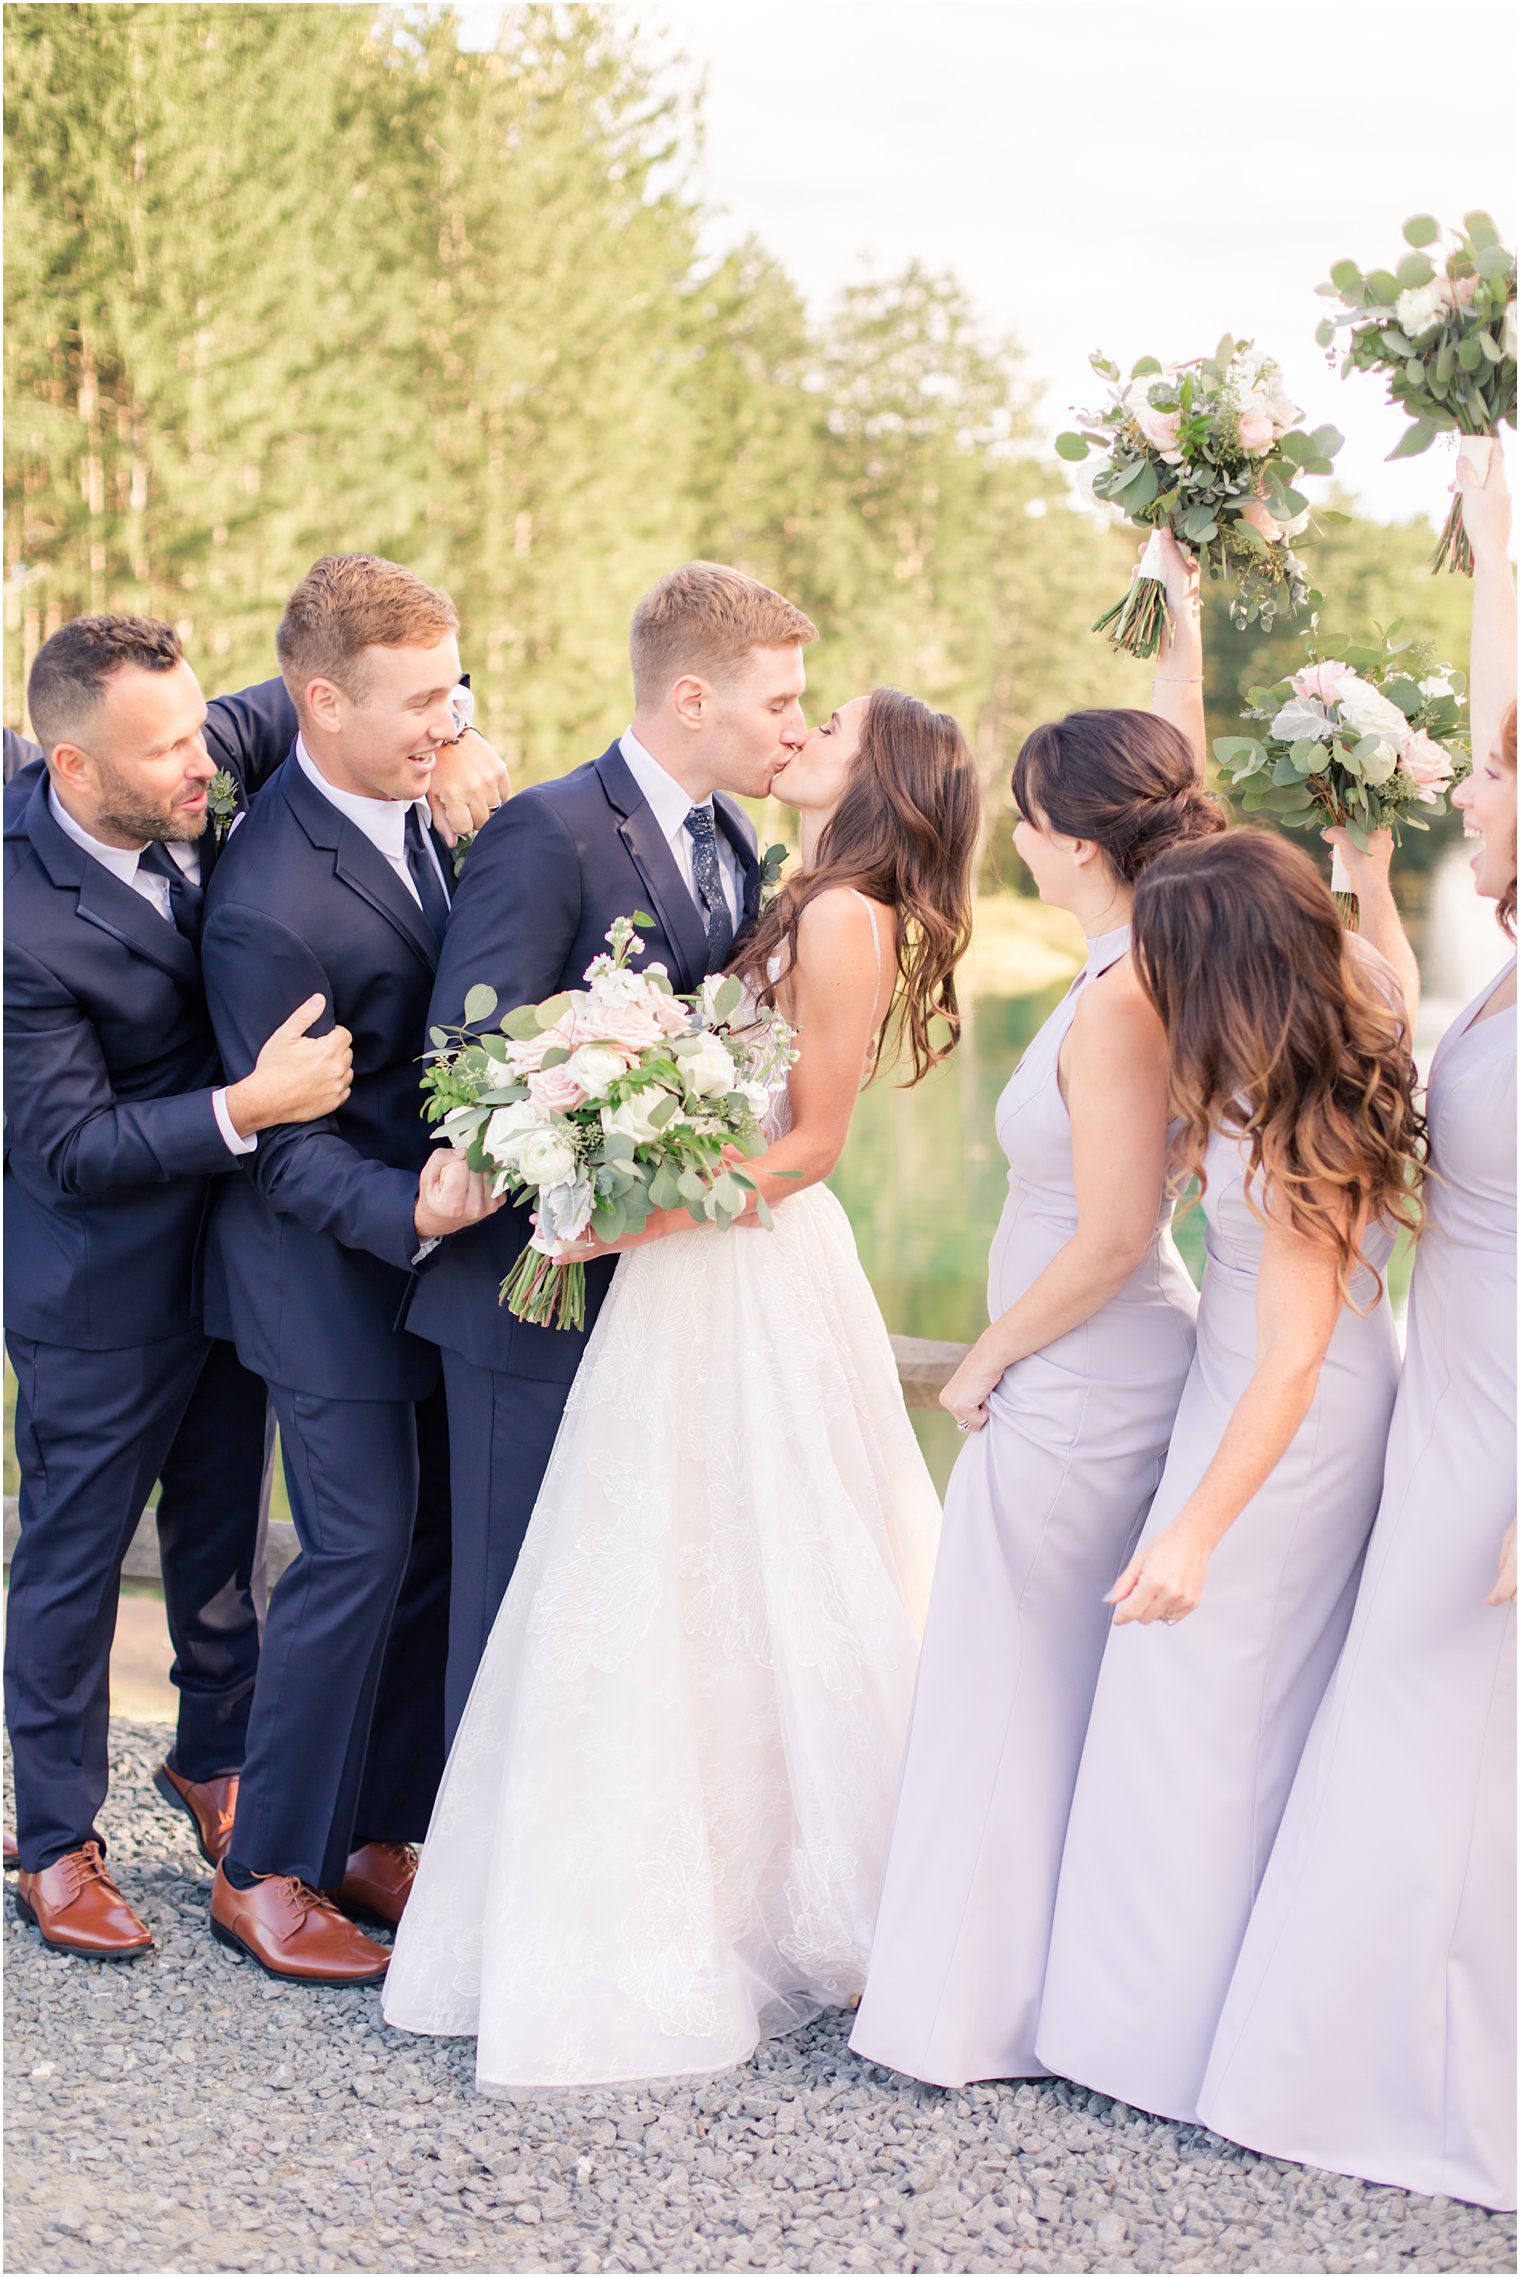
{"left": 4, "top": 1721, "right": 1515, "bottom": 2277}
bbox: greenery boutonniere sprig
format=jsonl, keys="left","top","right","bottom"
{"left": 205, "top": 769, "right": 240, "bottom": 843}
{"left": 758, "top": 842, "right": 789, "bottom": 907}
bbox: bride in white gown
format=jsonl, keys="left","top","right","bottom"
{"left": 382, "top": 687, "right": 981, "bottom": 2091}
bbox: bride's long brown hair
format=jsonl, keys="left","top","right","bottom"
{"left": 733, "top": 686, "right": 979, "bottom": 1084}
{"left": 1131, "top": 832, "right": 1425, "bottom": 1300}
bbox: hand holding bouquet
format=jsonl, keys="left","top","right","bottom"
{"left": 421, "top": 916, "right": 799, "bottom": 1329}
{"left": 1057, "top": 339, "right": 1342, "bottom": 658}
{"left": 1316, "top": 212, "right": 1516, "bottom": 575}
{"left": 1213, "top": 630, "right": 1470, "bottom": 924}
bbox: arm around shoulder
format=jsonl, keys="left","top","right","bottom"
{"left": 430, "top": 793, "right": 583, "bottom": 1030}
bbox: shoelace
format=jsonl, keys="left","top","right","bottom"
{"left": 368, "top": 1843, "right": 417, "bottom": 1873}
{"left": 253, "top": 1873, "right": 347, "bottom": 1925}
{"left": 62, "top": 1842, "right": 116, "bottom": 1895}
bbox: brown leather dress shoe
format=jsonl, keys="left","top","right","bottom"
{"left": 3, "top": 1829, "right": 18, "bottom": 1870}
{"left": 153, "top": 1762, "right": 238, "bottom": 1867}
{"left": 210, "top": 1864, "right": 390, "bottom": 1984}
{"left": 14, "top": 1843, "right": 152, "bottom": 1958}
{"left": 329, "top": 1840, "right": 418, "bottom": 1929}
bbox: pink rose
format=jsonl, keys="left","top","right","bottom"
{"left": 1136, "top": 405, "right": 1183, "bottom": 460}
{"left": 1292, "top": 659, "right": 1357, "bottom": 705}
{"left": 527, "top": 1062, "right": 587, "bottom": 1113}
{"left": 505, "top": 1014, "right": 580, "bottom": 1076}
{"left": 1237, "top": 415, "right": 1275, "bottom": 456}
{"left": 651, "top": 991, "right": 692, "bottom": 1039}
{"left": 1239, "top": 498, "right": 1283, "bottom": 543}
{"left": 1437, "top": 274, "right": 1480, "bottom": 310}
{"left": 578, "top": 997, "right": 666, "bottom": 1053}
{"left": 1398, "top": 729, "right": 1456, "bottom": 804}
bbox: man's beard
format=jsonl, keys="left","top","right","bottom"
{"left": 94, "top": 758, "right": 208, "bottom": 845}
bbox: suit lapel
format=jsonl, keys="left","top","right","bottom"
{"left": 594, "top": 746, "right": 710, "bottom": 992}
{"left": 715, "top": 796, "right": 762, "bottom": 929}
{"left": 280, "top": 759, "right": 440, "bottom": 975}
{"left": 26, "top": 779, "right": 202, "bottom": 990}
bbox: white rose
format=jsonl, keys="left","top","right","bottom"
{"left": 1504, "top": 302, "right": 1518, "bottom": 363}
{"left": 680, "top": 1032, "right": 739, "bottom": 1099}
{"left": 515, "top": 1128, "right": 579, "bottom": 1189}
{"left": 1268, "top": 391, "right": 1303, "bottom": 433}
{"left": 1359, "top": 740, "right": 1399, "bottom": 786}
{"left": 484, "top": 1100, "right": 550, "bottom": 1163}
{"left": 1270, "top": 696, "right": 1335, "bottom": 744}
{"left": 738, "top": 1079, "right": 772, "bottom": 1118}
{"left": 602, "top": 1090, "right": 671, "bottom": 1147}
{"left": 1335, "top": 675, "right": 1414, "bottom": 749}
{"left": 565, "top": 1041, "right": 628, "bottom": 1099}
{"left": 1395, "top": 283, "right": 1445, "bottom": 340}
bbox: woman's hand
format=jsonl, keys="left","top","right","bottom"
{"left": 939, "top": 1343, "right": 1003, "bottom": 1433}
{"left": 1455, "top": 436, "right": 1512, "bottom": 568}
{"left": 1321, "top": 823, "right": 1395, "bottom": 897}
{"left": 1484, "top": 1521, "right": 1516, "bottom": 1607}
{"left": 1154, "top": 527, "right": 1201, "bottom": 652}
{"left": 1107, "top": 1514, "right": 1211, "bottom": 1626}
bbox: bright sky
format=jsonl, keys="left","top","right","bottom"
{"left": 459, "top": 1, "right": 1517, "bottom": 524}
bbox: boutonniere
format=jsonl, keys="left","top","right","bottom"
{"left": 759, "top": 842, "right": 789, "bottom": 907}
{"left": 206, "top": 770, "right": 241, "bottom": 843}
{"left": 450, "top": 832, "right": 474, "bottom": 880}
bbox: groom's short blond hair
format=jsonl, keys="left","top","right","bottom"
{"left": 629, "top": 562, "right": 816, "bottom": 706}
{"left": 277, "top": 553, "right": 459, "bottom": 717}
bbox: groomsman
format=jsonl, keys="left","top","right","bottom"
{"left": 3, "top": 619, "right": 350, "bottom": 1955}
{"left": 199, "top": 552, "right": 504, "bottom": 1985}
{"left": 410, "top": 561, "right": 816, "bottom": 1734}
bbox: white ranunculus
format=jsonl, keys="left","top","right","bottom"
{"left": 565, "top": 1041, "right": 628, "bottom": 1099}
{"left": 680, "top": 1032, "right": 739, "bottom": 1099}
{"left": 1359, "top": 740, "right": 1400, "bottom": 786}
{"left": 1334, "top": 675, "right": 1414, "bottom": 748}
{"left": 484, "top": 1100, "right": 550, "bottom": 1163}
{"left": 1270, "top": 696, "right": 1335, "bottom": 744}
{"left": 1395, "top": 283, "right": 1446, "bottom": 340}
{"left": 515, "top": 1127, "right": 579, "bottom": 1190}
{"left": 602, "top": 1089, "right": 671, "bottom": 1147}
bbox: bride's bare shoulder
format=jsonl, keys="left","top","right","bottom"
{"left": 794, "top": 885, "right": 891, "bottom": 960}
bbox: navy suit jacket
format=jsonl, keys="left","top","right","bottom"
{"left": 199, "top": 751, "right": 451, "bottom": 1403}
{"left": 3, "top": 679, "right": 297, "bottom": 1350}
{"left": 405, "top": 741, "right": 761, "bottom": 1380}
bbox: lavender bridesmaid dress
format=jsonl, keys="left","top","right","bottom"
{"left": 849, "top": 925, "right": 1198, "bottom": 2088}
{"left": 1198, "top": 962, "right": 1517, "bottom": 2210}
{"left": 1035, "top": 1117, "right": 1401, "bottom": 2125}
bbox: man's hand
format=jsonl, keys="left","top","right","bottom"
{"left": 226, "top": 995, "right": 353, "bottom": 1135}
{"left": 427, "top": 729, "right": 511, "bottom": 847}
{"left": 414, "top": 1147, "right": 505, "bottom": 1240}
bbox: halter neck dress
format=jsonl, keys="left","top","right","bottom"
{"left": 851, "top": 923, "right": 1198, "bottom": 2087}
{"left": 1199, "top": 959, "right": 1517, "bottom": 2210}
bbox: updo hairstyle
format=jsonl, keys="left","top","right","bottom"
{"left": 1012, "top": 709, "right": 1225, "bottom": 881}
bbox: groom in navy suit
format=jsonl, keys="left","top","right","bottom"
{"left": 409, "top": 562, "right": 818, "bottom": 1734}
{"left": 199, "top": 554, "right": 507, "bottom": 1984}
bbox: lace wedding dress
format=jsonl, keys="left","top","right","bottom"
{"left": 383, "top": 910, "right": 940, "bottom": 2091}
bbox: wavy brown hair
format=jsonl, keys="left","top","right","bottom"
{"left": 1012, "top": 708, "right": 1225, "bottom": 879}
{"left": 733, "top": 686, "right": 980, "bottom": 1085}
{"left": 1131, "top": 832, "right": 1425, "bottom": 1302}
{"left": 1498, "top": 700, "right": 1517, "bottom": 940}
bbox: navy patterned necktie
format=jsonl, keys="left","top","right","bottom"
{"left": 136, "top": 840, "right": 204, "bottom": 944}
{"left": 404, "top": 804, "right": 452, "bottom": 942}
{"left": 684, "top": 804, "right": 734, "bottom": 966}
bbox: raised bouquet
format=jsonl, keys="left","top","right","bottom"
{"left": 1213, "top": 629, "right": 1470, "bottom": 924}
{"left": 421, "top": 915, "right": 798, "bottom": 1329}
{"left": 1056, "top": 339, "right": 1342, "bottom": 657}
{"left": 1316, "top": 212, "right": 1517, "bottom": 575}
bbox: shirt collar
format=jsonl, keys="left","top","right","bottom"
{"left": 47, "top": 783, "right": 199, "bottom": 882}
{"left": 618, "top": 727, "right": 709, "bottom": 843}
{"left": 296, "top": 734, "right": 423, "bottom": 860}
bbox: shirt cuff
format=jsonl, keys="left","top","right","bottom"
{"left": 213, "top": 1086, "right": 257, "bottom": 1157}
{"left": 412, "top": 1234, "right": 442, "bottom": 1267}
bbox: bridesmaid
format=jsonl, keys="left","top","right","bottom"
{"left": 850, "top": 534, "right": 1219, "bottom": 2089}
{"left": 1035, "top": 829, "right": 1425, "bottom": 2126}
{"left": 1197, "top": 449, "right": 1517, "bottom": 2211}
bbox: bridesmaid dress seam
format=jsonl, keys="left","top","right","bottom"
{"left": 1438, "top": 1623, "right": 1514, "bottom": 2172}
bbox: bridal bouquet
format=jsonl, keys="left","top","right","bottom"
{"left": 1056, "top": 339, "right": 1342, "bottom": 657}
{"left": 1316, "top": 212, "right": 1516, "bottom": 574}
{"left": 421, "top": 916, "right": 798, "bottom": 1329}
{"left": 1213, "top": 630, "right": 1470, "bottom": 923}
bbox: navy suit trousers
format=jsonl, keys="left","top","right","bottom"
{"left": 5, "top": 1331, "right": 269, "bottom": 1872}
{"left": 438, "top": 1351, "right": 573, "bottom": 1743}
{"left": 224, "top": 1383, "right": 450, "bottom": 1890}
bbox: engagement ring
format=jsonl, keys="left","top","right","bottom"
{"left": 1162, "top": 1613, "right": 1180, "bottom": 1626}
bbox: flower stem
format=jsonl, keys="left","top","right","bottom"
{"left": 1430, "top": 494, "right": 1474, "bottom": 578}
{"left": 499, "top": 1245, "right": 586, "bottom": 1330}
{"left": 1092, "top": 574, "right": 1173, "bottom": 659}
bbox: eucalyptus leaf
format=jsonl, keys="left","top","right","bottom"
{"left": 1386, "top": 422, "right": 1437, "bottom": 461}
{"left": 1402, "top": 214, "right": 1440, "bottom": 249}
{"left": 1395, "top": 251, "right": 1435, "bottom": 289}
{"left": 1055, "top": 432, "right": 1090, "bottom": 461}
{"left": 462, "top": 983, "right": 498, "bottom": 1025}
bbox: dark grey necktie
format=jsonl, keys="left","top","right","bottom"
{"left": 684, "top": 804, "right": 734, "bottom": 966}
{"left": 404, "top": 805, "right": 452, "bottom": 941}
{"left": 137, "top": 840, "right": 204, "bottom": 944}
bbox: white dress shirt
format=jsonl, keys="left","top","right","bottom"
{"left": 295, "top": 737, "right": 449, "bottom": 909}
{"left": 48, "top": 785, "right": 253, "bottom": 1158}
{"left": 617, "top": 729, "right": 742, "bottom": 929}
